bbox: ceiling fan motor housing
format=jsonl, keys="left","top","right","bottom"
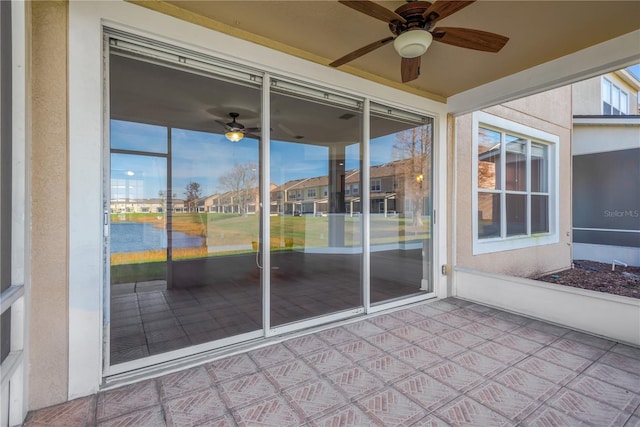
{"left": 389, "top": 2, "right": 436, "bottom": 35}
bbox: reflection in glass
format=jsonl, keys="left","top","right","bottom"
{"left": 478, "top": 127, "right": 501, "bottom": 190}
{"left": 269, "top": 81, "right": 362, "bottom": 326}
{"left": 370, "top": 106, "right": 433, "bottom": 304}
{"left": 531, "top": 143, "right": 548, "bottom": 193}
{"left": 506, "top": 135, "right": 527, "bottom": 192}
{"left": 110, "top": 120, "right": 168, "bottom": 154}
{"left": 506, "top": 194, "right": 527, "bottom": 236}
{"left": 531, "top": 195, "right": 549, "bottom": 233}
{"left": 478, "top": 192, "right": 500, "bottom": 239}
{"left": 109, "top": 52, "right": 262, "bottom": 365}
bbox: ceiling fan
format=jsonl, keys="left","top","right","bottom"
{"left": 330, "top": 0, "right": 509, "bottom": 83}
{"left": 216, "top": 112, "right": 260, "bottom": 142}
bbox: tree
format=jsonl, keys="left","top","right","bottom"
{"left": 219, "top": 162, "right": 258, "bottom": 217}
{"left": 184, "top": 181, "right": 202, "bottom": 212}
{"left": 392, "top": 124, "right": 432, "bottom": 227}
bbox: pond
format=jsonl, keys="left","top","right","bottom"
{"left": 110, "top": 222, "right": 203, "bottom": 253}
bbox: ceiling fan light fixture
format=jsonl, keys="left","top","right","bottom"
{"left": 393, "top": 30, "right": 433, "bottom": 58}
{"left": 225, "top": 130, "right": 244, "bottom": 142}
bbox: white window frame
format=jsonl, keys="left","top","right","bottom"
{"left": 602, "top": 77, "right": 629, "bottom": 115}
{"left": 472, "top": 112, "right": 559, "bottom": 255}
{"left": 370, "top": 179, "right": 381, "bottom": 193}
{"left": 306, "top": 188, "right": 316, "bottom": 198}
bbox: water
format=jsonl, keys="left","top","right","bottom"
{"left": 110, "top": 222, "right": 203, "bottom": 253}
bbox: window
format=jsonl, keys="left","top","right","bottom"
{"left": 602, "top": 77, "right": 629, "bottom": 115}
{"left": 322, "top": 186, "right": 328, "bottom": 197}
{"left": 307, "top": 188, "right": 316, "bottom": 198}
{"left": 473, "top": 112, "right": 558, "bottom": 254}
{"left": 370, "top": 179, "right": 381, "bottom": 193}
{"left": 351, "top": 182, "right": 359, "bottom": 195}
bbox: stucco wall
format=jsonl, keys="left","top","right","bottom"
{"left": 455, "top": 86, "right": 573, "bottom": 277}
{"left": 572, "top": 73, "right": 640, "bottom": 116}
{"left": 572, "top": 77, "right": 601, "bottom": 116}
{"left": 28, "top": 0, "right": 69, "bottom": 410}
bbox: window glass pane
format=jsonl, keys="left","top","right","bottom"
{"left": 505, "top": 135, "right": 526, "bottom": 191}
{"left": 506, "top": 193, "right": 527, "bottom": 236}
{"left": 603, "top": 102, "right": 612, "bottom": 115}
{"left": 531, "top": 195, "right": 549, "bottom": 233}
{"left": 620, "top": 92, "right": 628, "bottom": 115}
{"left": 110, "top": 120, "right": 168, "bottom": 154}
{"left": 270, "top": 81, "right": 363, "bottom": 326}
{"left": 602, "top": 79, "right": 611, "bottom": 104}
{"left": 109, "top": 52, "right": 263, "bottom": 365}
{"left": 612, "top": 86, "right": 620, "bottom": 110}
{"left": 1, "top": 309, "right": 9, "bottom": 363}
{"left": 478, "top": 127, "right": 501, "bottom": 190}
{"left": 370, "top": 107, "right": 434, "bottom": 303}
{"left": 478, "top": 192, "right": 500, "bottom": 238}
{"left": 531, "top": 143, "right": 548, "bottom": 193}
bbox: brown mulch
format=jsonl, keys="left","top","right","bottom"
{"left": 537, "top": 260, "right": 640, "bottom": 299}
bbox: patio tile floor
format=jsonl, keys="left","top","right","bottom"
{"left": 23, "top": 298, "right": 640, "bottom": 427}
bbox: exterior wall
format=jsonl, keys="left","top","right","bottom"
{"left": 28, "top": 1, "right": 69, "bottom": 409}
{"left": 573, "top": 72, "right": 640, "bottom": 116}
{"left": 454, "top": 86, "right": 573, "bottom": 278}
{"left": 572, "top": 77, "right": 601, "bottom": 115}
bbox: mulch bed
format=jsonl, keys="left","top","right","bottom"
{"left": 536, "top": 260, "right": 640, "bottom": 299}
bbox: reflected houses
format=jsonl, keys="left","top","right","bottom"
{"left": 270, "top": 158, "right": 430, "bottom": 219}
{"left": 108, "top": 159, "right": 430, "bottom": 218}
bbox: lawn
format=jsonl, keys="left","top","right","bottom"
{"left": 110, "top": 212, "right": 430, "bottom": 283}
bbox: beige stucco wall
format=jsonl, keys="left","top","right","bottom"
{"left": 454, "top": 86, "right": 573, "bottom": 277}
{"left": 573, "top": 72, "right": 640, "bottom": 116}
{"left": 28, "top": 0, "right": 69, "bottom": 410}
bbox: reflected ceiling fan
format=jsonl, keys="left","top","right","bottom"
{"left": 216, "top": 112, "right": 260, "bottom": 142}
{"left": 330, "top": 0, "right": 509, "bottom": 83}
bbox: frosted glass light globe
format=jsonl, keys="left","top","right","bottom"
{"left": 393, "top": 30, "right": 433, "bottom": 58}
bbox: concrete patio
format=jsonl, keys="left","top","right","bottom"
{"left": 23, "top": 298, "right": 640, "bottom": 426}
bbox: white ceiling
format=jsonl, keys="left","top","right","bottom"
{"left": 145, "top": 0, "right": 640, "bottom": 100}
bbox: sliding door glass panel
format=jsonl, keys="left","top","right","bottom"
{"left": 170, "top": 126, "right": 261, "bottom": 342}
{"left": 110, "top": 152, "right": 167, "bottom": 363}
{"left": 369, "top": 105, "right": 433, "bottom": 304}
{"left": 108, "top": 52, "right": 262, "bottom": 365}
{"left": 269, "top": 80, "right": 363, "bottom": 326}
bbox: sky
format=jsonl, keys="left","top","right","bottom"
{"left": 628, "top": 64, "right": 640, "bottom": 80}
{"left": 111, "top": 120, "right": 398, "bottom": 199}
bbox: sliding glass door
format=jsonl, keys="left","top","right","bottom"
{"left": 105, "top": 32, "right": 435, "bottom": 369}
{"left": 269, "top": 80, "right": 364, "bottom": 327}
{"left": 108, "top": 50, "right": 262, "bottom": 366}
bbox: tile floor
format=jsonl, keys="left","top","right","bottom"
{"left": 24, "top": 298, "right": 640, "bottom": 426}
{"left": 110, "top": 250, "right": 424, "bottom": 364}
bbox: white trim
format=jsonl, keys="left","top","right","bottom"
{"left": 448, "top": 29, "right": 640, "bottom": 115}
{"left": 362, "top": 99, "right": 371, "bottom": 313}
{"left": 573, "top": 117, "right": 640, "bottom": 126}
{"left": 573, "top": 227, "right": 640, "bottom": 233}
{"left": 472, "top": 111, "right": 560, "bottom": 255}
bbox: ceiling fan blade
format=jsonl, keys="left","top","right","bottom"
{"left": 339, "top": 0, "right": 406, "bottom": 24}
{"left": 401, "top": 57, "right": 421, "bottom": 83}
{"left": 422, "top": 1, "right": 475, "bottom": 23}
{"left": 432, "top": 27, "right": 509, "bottom": 52}
{"left": 330, "top": 36, "right": 394, "bottom": 67}
{"left": 243, "top": 127, "right": 261, "bottom": 133}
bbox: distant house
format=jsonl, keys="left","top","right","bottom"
{"left": 571, "top": 69, "right": 640, "bottom": 265}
